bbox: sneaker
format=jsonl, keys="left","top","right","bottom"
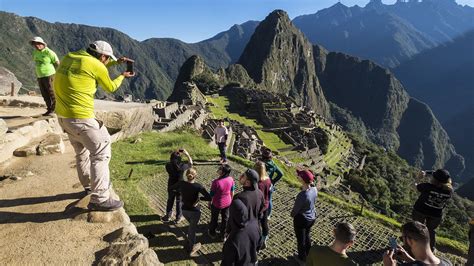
{"left": 162, "top": 215, "right": 171, "bottom": 222}
{"left": 208, "top": 230, "right": 217, "bottom": 239}
{"left": 174, "top": 216, "right": 185, "bottom": 224}
{"left": 189, "top": 242, "right": 201, "bottom": 256}
{"left": 87, "top": 198, "right": 123, "bottom": 211}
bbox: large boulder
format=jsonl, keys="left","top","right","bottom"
{"left": 0, "top": 67, "right": 22, "bottom": 96}
{"left": 37, "top": 133, "right": 65, "bottom": 155}
{"left": 94, "top": 100, "right": 155, "bottom": 142}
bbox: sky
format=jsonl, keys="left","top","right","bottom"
{"left": 1, "top": 0, "right": 473, "bottom": 43}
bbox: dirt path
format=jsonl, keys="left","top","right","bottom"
{"left": 0, "top": 142, "right": 123, "bottom": 265}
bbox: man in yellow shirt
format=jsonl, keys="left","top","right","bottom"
{"left": 54, "top": 40, "right": 134, "bottom": 211}
{"left": 30, "top": 36, "right": 60, "bottom": 115}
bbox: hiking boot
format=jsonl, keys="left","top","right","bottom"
{"left": 84, "top": 188, "right": 92, "bottom": 195}
{"left": 174, "top": 216, "right": 185, "bottom": 224}
{"left": 162, "top": 215, "right": 171, "bottom": 222}
{"left": 42, "top": 110, "right": 54, "bottom": 116}
{"left": 87, "top": 198, "right": 123, "bottom": 211}
{"left": 189, "top": 242, "right": 201, "bottom": 256}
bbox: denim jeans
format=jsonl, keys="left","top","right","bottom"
{"left": 166, "top": 190, "right": 182, "bottom": 220}
{"left": 293, "top": 214, "right": 315, "bottom": 260}
{"left": 217, "top": 142, "right": 227, "bottom": 161}
{"left": 209, "top": 204, "right": 229, "bottom": 235}
{"left": 412, "top": 209, "right": 442, "bottom": 251}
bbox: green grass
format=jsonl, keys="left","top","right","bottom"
{"left": 207, "top": 96, "right": 292, "bottom": 152}
{"left": 110, "top": 129, "right": 220, "bottom": 216}
{"left": 110, "top": 130, "right": 468, "bottom": 257}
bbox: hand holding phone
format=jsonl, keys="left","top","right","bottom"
{"left": 389, "top": 237, "right": 397, "bottom": 250}
{"left": 126, "top": 60, "right": 134, "bottom": 74}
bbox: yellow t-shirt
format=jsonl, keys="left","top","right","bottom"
{"left": 54, "top": 50, "right": 124, "bottom": 118}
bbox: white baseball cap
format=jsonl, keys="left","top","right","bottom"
{"left": 89, "top": 40, "right": 117, "bottom": 61}
{"left": 30, "top": 36, "right": 46, "bottom": 46}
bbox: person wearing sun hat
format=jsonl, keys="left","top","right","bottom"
{"left": 30, "top": 36, "right": 60, "bottom": 115}
{"left": 291, "top": 168, "right": 318, "bottom": 264}
{"left": 412, "top": 169, "right": 453, "bottom": 251}
{"left": 53, "top": 40, "right": 134, "bottom": 211}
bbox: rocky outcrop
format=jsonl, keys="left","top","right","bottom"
{"left": 237, "top": 10, "right": 330, "bottom": 117}
{"left": 167, "top": 55, "right": 219, "bottom": 103}
{"left": 13, "top": 133, "right": 65, "bottom": 157}
{"left": 94, "top": 100, "right": 154, "bottom": 142}
{"left": 0, "top": 67, "right": 21, "bottom": 96}
{"left": 315, "top": 47, "right": 410, "bottom": 149}
{"left": 0, "top": 117, "right": 62, "bottom": 163}
{"left": 397, "top": 98, "right": 464, "bottom": 175}
{"left": 314, "top": 45, "right": 465, "bottom": 177}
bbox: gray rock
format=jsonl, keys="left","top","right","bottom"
{"left": 130, "top": 248, "right": 162, "bottom": 266}
{"left": 104, "top": 224, "right": 139, "bottom": 243}
{"left": 98, "top": 234, "right": 149, "bottom": 266}
{"left": 0, "top": 67, "right": 22, "bottom": 96}
{"left": 13, "top": 142, "right": 37, "bottom": 157}
{"left": 37, "top": 133, "right": 65, "bottom": 155}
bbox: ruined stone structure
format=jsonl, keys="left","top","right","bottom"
{"left": 152, "top": 102, "right": 208, "bottom": 132}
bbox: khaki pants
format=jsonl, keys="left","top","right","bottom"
{"left": 59, "top": 118, "right": 111, "bottom": 203}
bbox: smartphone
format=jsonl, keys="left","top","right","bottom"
{"left": 126, "top": 60, "right": 134, "bottom": 74}
{"left": 389, "top": 237, "right": 397, "bottom": 250}
{"left": 178, "top": 149, "right": 184, "bottom": 152}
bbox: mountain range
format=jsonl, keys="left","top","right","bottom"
{"left": 169, "top": 10, "right": 465, "bottom": 180}
{"left": 293, "top": 0, "right": 474, "bottom": 67}
{"left": 0, "top": 11, "right": 258, "bottom": 100}
{"left": 0, "top": 1, "right": 472, "bottom": 183}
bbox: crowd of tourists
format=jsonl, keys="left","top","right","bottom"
{"left": 30, "top": 36, "right": 473, "bottom": 265}
{"left": 163, "top": 146, "right": 469, "bottom": 266}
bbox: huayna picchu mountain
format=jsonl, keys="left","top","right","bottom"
{"left": 170, "top": 9, "right": 465, "bottom": 179}
{"left": 238, "top": 10, "right": 330, "bottom": 117}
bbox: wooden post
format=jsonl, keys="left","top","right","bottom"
{"left": 360, "top": 200, "right": 365, "bottom": 215}
{"left": 10, "top": 82, "right": 15, "bottom": 96}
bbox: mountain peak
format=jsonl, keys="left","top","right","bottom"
{"left": 237, "top": 10, "right": 330, "bottom": 116}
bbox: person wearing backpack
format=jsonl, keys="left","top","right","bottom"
{"left": 163, "top": 149, "right": 193, "bottom": 223}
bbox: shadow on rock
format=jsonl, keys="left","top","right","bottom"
{"left": 130, "top": 214, "right": 161, "bottom": 223}
{"left": 0, "top": 191, "right": 85, "bottom": 208}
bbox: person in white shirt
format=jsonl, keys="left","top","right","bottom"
{"left": 214, "top": 120, "right": 229, "bottom": 163}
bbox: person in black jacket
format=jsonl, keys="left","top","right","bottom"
{"left": 412, "top": 169, "right": 453, "bottom": 251}
{"left": 170, "top": 167, "right": 211, "bottom": 256}
{"left": 163, "top": 149, "right": 193, "bottom": 223}
{"left": 222, "top": 169, "right": 264, "bottom": 266}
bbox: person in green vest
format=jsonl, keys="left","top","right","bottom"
{"left": 30, "top": 36, "right": 60, "bottom": 115}
{"left": 54, "top": 40, "right": 134, "bottom": 211}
